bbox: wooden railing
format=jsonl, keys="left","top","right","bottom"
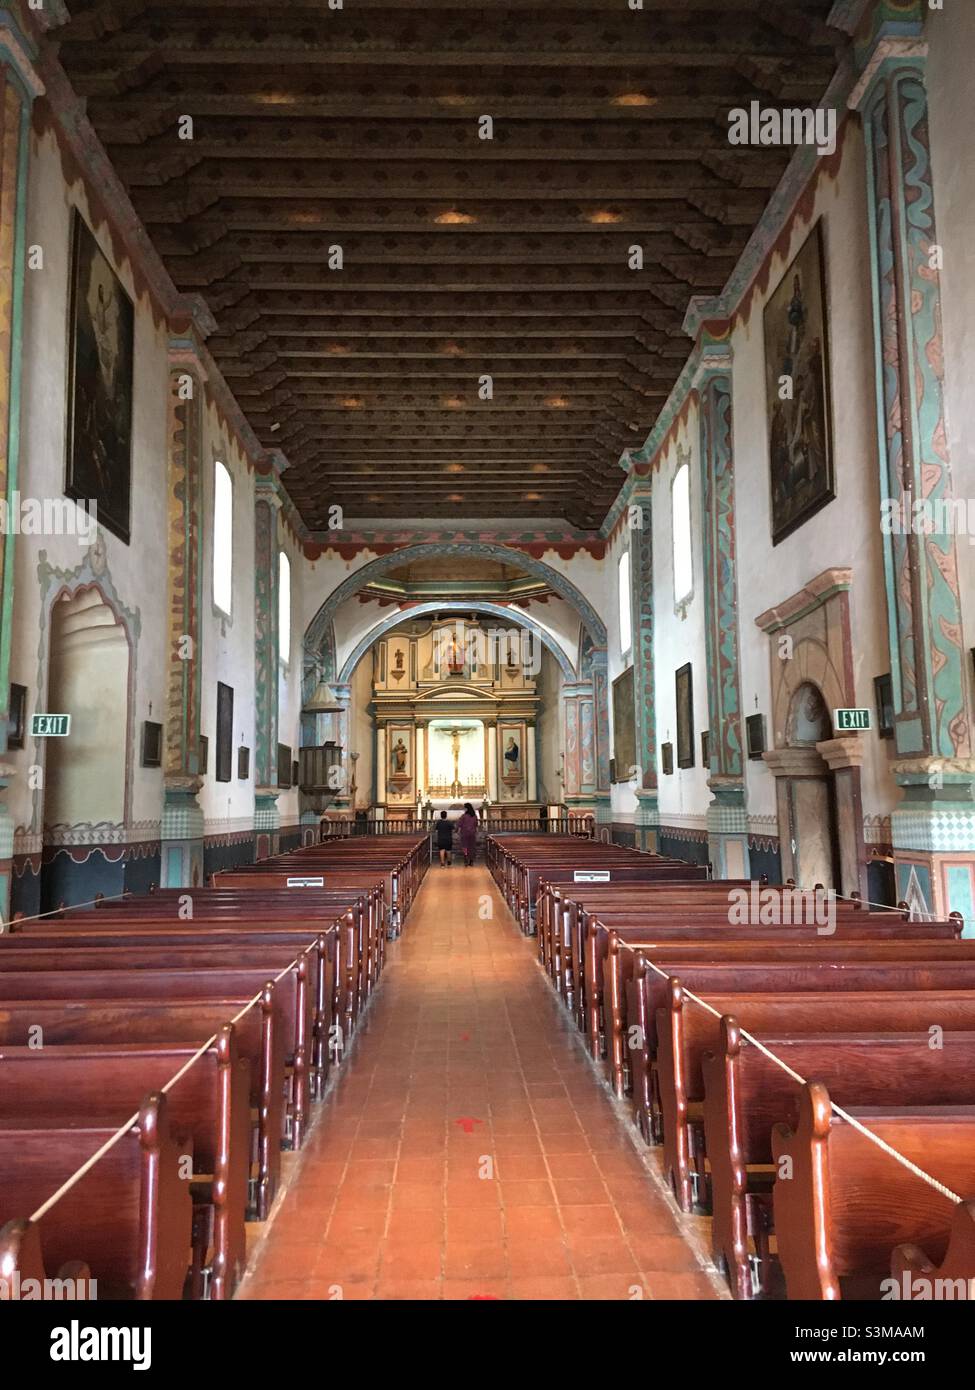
{"left": 320, "top": 813, "right": 595, "bottom": 839}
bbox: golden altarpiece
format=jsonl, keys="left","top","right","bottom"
{"left": 372, "top": 618, "right": 541, "bottom": 817}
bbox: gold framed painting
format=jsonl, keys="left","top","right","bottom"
{"left": 611, "top": 668, "right": 636, "bottom": 783}
{"left": 65, "top": 211, "right": 135, "bottom": 544}
{"left": 765, "top": 219, "right": 835, "bottom": 545}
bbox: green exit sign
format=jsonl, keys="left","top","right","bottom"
{"left": 834, "top": 707, "right": 871, "bottom": 732}
{"left": 31, "top": 713, "right": 71, "bottom": 738}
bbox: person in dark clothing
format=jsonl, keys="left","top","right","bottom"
{"left": 458, "top": 802, "right": 479, "bottom": 866}
{"left": 435, "top": 810, "right": 454, "bottom": 866}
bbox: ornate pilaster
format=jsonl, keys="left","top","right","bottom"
{"left": 0, "top": 9, "right": 40, "bottom": 922}
{"left": 253, "top": 476, "right": 281, "bottom": 849}
{"left": 695, "top": 329, "right": 749, "bottom": 879}
{"left": 161, "top": 340, "right": 206, "bottom": 886}
{"left": 628, "top": 482, "right": 659, "bottom": 850}
{"left": 852, "top": 7, "right": 975, "bottom": 926}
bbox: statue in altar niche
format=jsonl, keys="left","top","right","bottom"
{"left": 502, "top": 733, "right": 522, "bottom": 785}
{"left": 391, "top": 737, "right": 409, "bottom": 775}
{"left": 446, "top": 631, "right": 465, "bottom": 675}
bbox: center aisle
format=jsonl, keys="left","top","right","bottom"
{"left": 238, "top": 861, "right": 724, "bottom": 1301}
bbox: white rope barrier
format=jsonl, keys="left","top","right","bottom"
{"left": 5, "top": 888, "right": 133, "bottom": 930}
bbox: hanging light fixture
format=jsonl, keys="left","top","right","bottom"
{"left": 303, "top": 680, "right": 344, "bottom": 713}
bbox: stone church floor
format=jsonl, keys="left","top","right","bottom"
{"left": 237, "top": 861, "right": 725, "bottom": 1301}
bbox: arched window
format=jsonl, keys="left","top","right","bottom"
{"left": 278, "top": 551, "right": 291, "bottom": 665}
{"left": 213, "top": 461, "right": 233, "bottom": 616}
{"left": 618, "top": 549, "right": 632, "bottom": 657}
{"left": 672, "top": 460, "right": 693, "bottom": 606}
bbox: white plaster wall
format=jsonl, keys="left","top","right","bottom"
{"left": 275, "top": 517, "right": 305, "bottom": 825}
{"left": 606, "top": 522, "right": 636, "bottom": 819}
{"left": 9, "top": 129, "right": 306, "bottom": 849}
{"left": 348, "top": 656, "right": 375, "bottom": 806}
{"left": 730, "top": 124, "right": 896, "bottom": 824}
{"left": 652, "top": 414, "right": 709, "bottom": 829}
{"left": 197, "top": 412, "right": 256, "bottom": 832}
{"left": 9, "top": 128, "right": 170, "bottom": 842}
{"left": 536, "top": 645, "right": 563, "bottom": 804}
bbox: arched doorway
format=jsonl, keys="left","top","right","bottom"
{"left": 41, "top": 586, "right": 132, "bottom": 908}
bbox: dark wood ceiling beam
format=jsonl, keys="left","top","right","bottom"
{"left": 159, "top": 200, "right": 751, "bottom": 236}
{"left": 57, "top": 12, "right": 837, "bottom": 67}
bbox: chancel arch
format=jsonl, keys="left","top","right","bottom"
{"left": 307, "top": 606, "right": 572, "bottom": 821}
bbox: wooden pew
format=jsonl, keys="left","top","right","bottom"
{"left": 891, "top": 1200, "right": 975, "bottom": 1301}
{"left": 0, "top": 961, "right": 315, "bottom": 1150}
{"left": 596, "top": 919, "right": 964, "bottom": 1081}
{"left": 772, "top": 1081, "right": 975, "bottom": 1299}
{"left": 625, "top": 939, "right": 975, "bottom": 1134}
{"left": 0, "top": 1092, "right": 192, "bottom": 1300}
{"left": 701, "top": 1022, "right": 975, "bottom": 1299}
{"left": 8, "top": 907, "right": 369, "bottom": 1072}
{"left": 653, "top": 989, "right": 975, "bottom": 1217}
{"left": 0, "top": 1025, "right": 250, "bottom": 1299}
{"left": 0, "top": 936, "right": 336, "bottom": 1099}
{"left": 0, "top": 993, "right": 284, "bottom": 1219}
{"left": 656, "top": 973, "right": 975, "bottom": 1214}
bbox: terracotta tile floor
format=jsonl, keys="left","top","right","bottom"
{"left": 237, "top": 862, "right": 724, "bottom": 1301}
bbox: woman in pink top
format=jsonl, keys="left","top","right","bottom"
{"left": 458, "top": 803, "right": 479, "bottom": 867}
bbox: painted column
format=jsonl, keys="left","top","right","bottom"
{"left": 695, "top": 331, "right": 750, "bottom": 879}
{"left": 0, "top": 12, "right": 39, "bottom": 923}
{"left": 628, "top": 481, "right": 659, "bottom": 851}
{"left": 589, "top": 648, "right": 611, "bottom": 823}
{"left": 562, "top": 682, "right": 598, "bottom": 817}
{"left": 375, "top": 724, "right": 387, "bottom": 806}
{"left": 852, "top": 9, "right": 975, "bottom": 926}
{"left": 415, "top": 719, "right": 426, "bottom": 798}
{"left": 526, "top": 723, "right": 537, "bottom": 802}
{"left": 160, "top": 344, "right": 205, "bottom": 886}
{"left": 486, "top": 722, "right": 498, "bottom": 800}
{"left": 253, "top": 477, "right": 280, "bottom": 856}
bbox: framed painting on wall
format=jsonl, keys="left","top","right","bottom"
{"left": 216, "top": 682, "right": 234, "bottom": 783}
{"left": 661, "top": 742, "right": 674, "bottom": 776}
{"left": 141, "top": 720, "right": 162, "bottom": 768}
{"left": 65, "top": 210, "right": 135, "bottom": 544}
{"left": 237, "top": 745, "right": 250, "bottom": 780}
{"left": 874, "top": 673, "right": 895, "bottom": 740}
{"left": 8, "top": 683, "right": 26, "bottom": 750}
{"left": 764, "top": 219, "right": 835, "bottom": 545}
{"left": 277, "top": 743, "right": 292, "bottom": 789}
{"left": 611, "top": 668, "right": 636, "bottom": 783}
{"left": 675, "top": 663, "right": 694, "bottom": 769}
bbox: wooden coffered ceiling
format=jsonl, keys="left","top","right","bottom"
{"left": 55, "top": 0, "right": 843, "bottom": 530}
